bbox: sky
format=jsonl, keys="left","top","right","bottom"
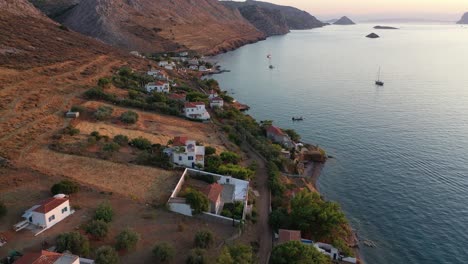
{"left": 244, "top": 0, "right": 468, "bottom": 21}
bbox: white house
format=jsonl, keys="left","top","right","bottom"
{"left": 198, "top": 65, "right": 208, "bottom": 72}
{"left": 210, "top": 97, "right": 224, "bottom": 108}
{"left": 164, "top": 65, "right": 174, "bottom": 71}
{"left": 179, "top": 51, "right": 189, "bottom": 57}
{"left": 15, "top": 250, "right": 94, "bottom": 264}
{"left": 188, "top": 59, "right": 199, "bottom": 66}
{"left": 189, "top": 65, "right": 198, "bottom": 71}
{"left": 171, "top": 136, "right": 205, "bottom": 168}
{"left": 184, "top": 102, "right": 210, "bottom": 120}
{"left": 158, "top": 61, "right": 169, "bottom": 67}
{"left": 14, "top": 194, "right": 74, "bottom": 235}
{"left": 147, "top": 68, "right": 160, "bottom": 77}
{"left": 145, "top": 81, "right": 170, "bottom": 93}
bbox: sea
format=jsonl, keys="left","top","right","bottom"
{"left": 210, "top": 23, "right": 468, "bottom": 264}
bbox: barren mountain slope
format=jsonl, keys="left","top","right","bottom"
{"left": 37, "top": 0, "right": 264, "bottom": 54}
{"left": 0, "top": 0, "right": 138, "bottom": 161}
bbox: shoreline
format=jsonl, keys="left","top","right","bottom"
{"left": 209, "top": 59, "right": 365, "bottom": 263}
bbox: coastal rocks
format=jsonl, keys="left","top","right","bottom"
{"left": 333, "top": 16, "right": 355, "bottom": 25}
{"left": 374, "top": 25, "right": 399, "bottom": 29}
{"left": 457, "top": 12, "right": 468, "bottom": 24}
{"left": 366, "top": 33, "right": 380, "bottom": 39}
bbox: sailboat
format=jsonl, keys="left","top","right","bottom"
{"left": 375, "top": 67, "right": 384, "bottom": 86}
{"left": 267, "top": 54, "right": 274, "bottom": 69}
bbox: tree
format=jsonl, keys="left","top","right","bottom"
{"left": 115, "top": 228, "right": 140, "bottom": 251}
{"left": 98, "top": 78, "right": 112, "bottom": 89}
{"left": 217, "top": 244, "right": 253, "bottom": 264}
{"left": 284, "top": 129, "right": 301, "bottom": 142}
{"left": 205, "top": 146, "right": 216, "bottom": 156}
{"left": 152, "top": 242, "right": 175, "bottom": 263}
{"left": 85, "top": 220, "right": 109, "bottom": 239}
{"left": 56, "top": 232, "right": 90, "bottom": 256}
{"left": 204, "top": 155, "right": 222, "bottom": 173}
{"left": 51, "top": 180, "right": 80, "bottom": 195}
{"left": 103, "top": 142, "right": 120, "bottom": 153}
{"left": 217, "top": 164, "right": 253, "bottom": 180}
{"left": 64, "top": 125, "right": 80, "bottom": 136}
{"left": 94, "top": 106, "right": 114, "bottom": 121}
{"left": 130, "top": 137, "right": 152, "bottom": 150}
{"left": 270, "top": 241, "right": 330, "bottom": 264}
{"left": 290, "top": 191, "right": 346, "bottom": 239}
{"left": 120, "top": 111, "right": 139, "bottom": 124}
{"left": 94, "top": 203, "right": 114, "bottom": 223}
{"left": 113, "top": 135, "right": 129, "bottom": 146}
{"left": 194, "top": 230, "right": 213, "bottom": 249}
{"left": 184, "top": 188, "right": 209, "bottom": 214}
{"left": 95, "top": 246, "right": 119, "bottom": 264}
{"left": 0, "top": 201, "right": 6, "bottom": 218}
{"left": 220, "top": 151, "right": 241, "bottom": 164}
{"left": 186, "top": 248, "right": 205, "bottom": 264}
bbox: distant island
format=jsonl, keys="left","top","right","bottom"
{"left": 457, "top": 12, "right": 468, "bottom": 24}
{"left": 334, "top": 16, "right": 356, "bottom": 25}
{"left": 366, "top": 33, "right": 380, "bottom": 39}
{"left": 374, "top": 25, "right": 399, "bottom": 30}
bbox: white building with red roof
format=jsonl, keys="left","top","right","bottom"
{"left": 266, "top": 125, "right": 294, "bottom": 149}
{"left": 171, "top": 136, "right": 205, "bottom": 168}
{"left": 15, "top": 250, "right": 94, "bottom": 264}
{"left": 202, "top": 183, "right": 224, "bottom": 214}
{"left": 145, "top": 81, "right": 170, "bottom": 93}
{"left": 14, "top": 194, "right": 74, "bottom": 235}
{"left": 184, "top": 102, "right": 210, "bottom": 120}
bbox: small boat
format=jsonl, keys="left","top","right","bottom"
{"left": 267, "top": 54, "right": 274, "bottom": 69}
{"left": 375, "top": 67, "right": 384, "bottom": 86}
{"left": 292, "top": 117, "right": 304, "bottom": 121}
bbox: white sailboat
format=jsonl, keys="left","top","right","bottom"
{"left": 375, "top": 67, "right": 384, "bottom": 86}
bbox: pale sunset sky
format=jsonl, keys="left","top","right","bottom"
{"left": 244, "top": 0, "right": 467, "bottom": 21}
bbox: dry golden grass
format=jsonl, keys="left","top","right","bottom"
{"left": 80, "top": 101, "right": 228, "bottom": 153}
{"left": 24, "top": 148, "right": 179, "bottom": 203}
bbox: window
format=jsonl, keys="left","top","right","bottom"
{"left": 62, "top": 207, "right": 68, "bottom": 213}
{"left": 188, "top": 156, "right": 194, "bottom": 161}
{"left": 48, "top": 215, "right": 55, "bottom": 222}
{"left": 179, "top": 156, "right": 182, "bottom": 161}
{"left": 226, "top": 178, "right": 230, "bottom": 183}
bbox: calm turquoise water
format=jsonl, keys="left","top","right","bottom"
{"left": 211, "top": 24, "right": 468, "bottom": 264}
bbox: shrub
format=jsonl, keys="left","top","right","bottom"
{"left": 205, "top": 146, "right": 216, "bottom": 156}
{"left": 56, "top": 232, "right": 90, "bottom": 256}
{"left": 85, "top": 220, "right": 108, "bottom": 239}
{"left": 94, "top": 203, "right": 114, "bottom": 223}
{"left": 217, "top": 164, "right": 254, "bottom": 180}
{"left": 120, "top": 111, "right": 139, "bottom": 124}
{"left": 130, "top": 137, "right": 152, "bottom": 150}
{"left": 0, "top": 201, "right": 6, "bottom": 218}
{"left": 136, "top": 150, "right": 173, "bottom": 170}
{"left": 98, "top": 77, "right": 112, "bottom": 89}
{"left": 153, "top": 242, "right": 175, "bottom": 263}
{"left": 64, "top": 125, "right": 80, "bottom": 136}
{"left": 70, "top": 105, "right": 86, "bottom": 113}
{"left": 103, "top": 142, "right": 120, "bottom": 153}
{"left": 228, "top": 133, "right": 241, "bottom": 145}
{"left": 51, "top": 180, "right": 80, "bottom": 195}
{"left": 186, "top": 248, "right": 205, "bottom": 264}
{"left": 90, "top": 131, "right": 102, "bottom": 140}
{"left": 115, "top": 229, "right": 140, "bottom": 251}
{"left": 94, "top": 106, "right": 114, "bottom": 121}
{"left": 113, "top": 135, "right": 129, "bottom": 146}
{"left": 194, "top": 230, "right": 213, "bottom": 249}
{"left": 217, "top": 244, "right": 254, "bottom": 264}
{"left": 220, "top": 151, "right": 241, "bottom": 164}
{"left": 95, "top": 246, "right": 119, "bottom": 264}
{"left": 184, "top": 188, "right": 209, "bottom": 215}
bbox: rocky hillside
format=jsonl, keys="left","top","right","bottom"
{"left": 235, "top": 5, "right": 289, "bottom": 36}
{"left": 0, "top": 0, "right": 137, "bottom": 158}
{"left": 223, "top": 0, "right": 325, "bottom": 33}
{"left": 29, "top": 0, "right": 264, "bottom": 55}
{"left": 457, "top": 12, "right": 468, "bottom": 24}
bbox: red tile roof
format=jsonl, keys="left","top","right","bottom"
{"left": 15, "top": 251, "right": 63, "bottom": 264}
{"left": 185, "top": 102, "right": 205, "bottom": 108}
{"left": 267, "top": 125, "right": 285, "bottom": 136}
{"left": 203, "top": 183, "right": 223, "bottom": 203}
{"left": 33, "top": 197, "right": 68, "bottom": 214}
{"left": 278, "top": 229, "right": 302, "bottom": 244}
{"left": 168, "top": 93, "right": 186, "bottom": 100}
{"left": 173, "top": 136, "right": 188, "bottom": 146}
{"left": 156, "top": 81, "right": 167, "bottom": 86}
{"left": 210, "top": 97, "right": 223, "bottom": 101}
